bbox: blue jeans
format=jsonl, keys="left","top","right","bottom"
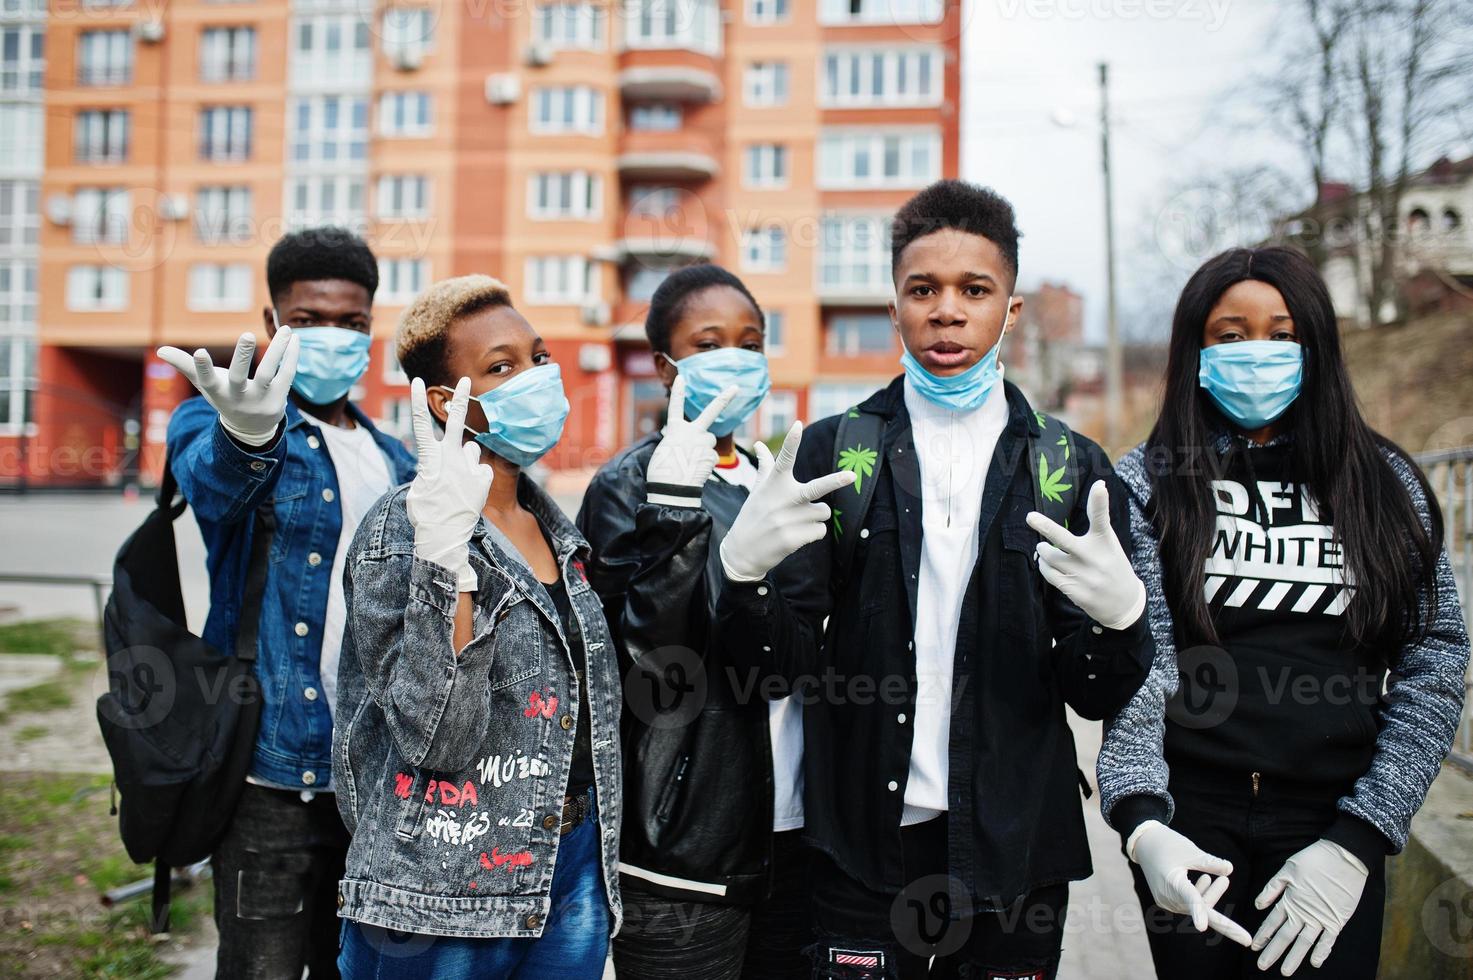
{"left": 338, "top": 792, "right": 610, "bottom": 979}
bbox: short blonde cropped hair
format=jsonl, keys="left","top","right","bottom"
{"left": 394, "top": 274, "right": 512, "bottom": 385}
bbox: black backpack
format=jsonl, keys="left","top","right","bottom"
{"left": 829, "top": 402, "right": 1080, "bottom": 577}
{"left": 97, "top": 454, "right": 274, "bottom": 932}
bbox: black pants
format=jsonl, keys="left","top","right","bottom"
{"left": 614, "top": 829, "right": 812, "bottom": 980}
{"left": 810, "top": 817, "right": 1067, "bottom": 980}
{"left": 212, "top": 782, "right": 350, "bottom": 980}
{"left": 1129, "top": 769, "right": 1386, "bottom": 980}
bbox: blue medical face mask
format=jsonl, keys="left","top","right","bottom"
{"left": 290, "top": 325, "right": 371, "bottom": 405}
{"left": 899, "top": 298, "right": 1012, "bottom": 412}
{"left": 660, "top": 347, "right": 771, "bottom": 437}
{"left": 1198, "top": 340, "right": 1304, "bottom": 430}
{"left": 439, "top": 363, "right": 570, "bottom": 467}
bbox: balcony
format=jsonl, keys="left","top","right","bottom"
{"left": 618, "top": 66, "right": 722, "bottom": 103}
{"left": 610, "top": 236, "right": 714, "bottom": 263}
{"left": 617, "top": 129, "right": 719, "bottom": 181}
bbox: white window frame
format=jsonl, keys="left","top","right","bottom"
{"left": 762, "top": 308, "right": 786, "bottom": 354}
{"left": 0, "top": 324, "right": 37, "bottom": 436}
{"left": 199, "top": 26, "right": 257, "bottom": 82}
{"left": 743, "top": 61, "right": 789, "bottom": 107}
{"left": 0, "top": 260, "right": 37, "bottom": 327}
{"left": 74, "top": 109, "right": 128, "bottom": 164}
{"left": 195, "top": 186, "right": 253, "bottom": 244}
{"left": 526, "top": 171, "right": 601, "bottom": 221}
{"left": 0, "top": 181, "right": 39, "bottom": 249}
{"left": 524, "top": 255, "right": 595, "bottom": 305}
{"left": 285, "top": 174, "right": 366, "bottom": 228}
{"left": 290, "top": 14, "right": 372, "bottom": 89}
{"left": 65, "top": 265, "right": 128, "bottom": 312}
{"left": 629, "top": 102, "right": 681, "bottom": 131}
{"left": 622, "top": 0, "right": 721, "bottom": 55}
{"left": 0, "top": 25, "right": 45, "bottom": 94}
{"left": 71, "top": 187, "right": 131, "bottom": 245}
{"left": 187, "top": 263, "right": 253, "bottom": 312}
{"left": 534, "top": 2, "right": 606, "bottom": 50}
{"left": 376, "top": 175, "right": 430, "bottom": 220}
{"left": 756, "top": 388, "right": 796, "bottom": 440}
{"left": 529, "top": 86, "right": 604, "bottom": 135}
{"left": 742, "top": 144, "right": 788, "bottom": 188}
{"left": 741, "top": 224, "right": 786, "bottom": 273}
{"left": 377, "top": 257, "right": 429, "bottom": 304}
{"left": 199, "top": 105, "right": 253, "bottom": 162}
{"left": 746, "top": 0, "right": 789, "bottom": 24}
{"left": 820, "top": 45, "right": 942, "bottom": 108}
{"left": 377, "top": 91, "right": 432, "bottom": 137}
{"left": 382, "top": 7, "right": 434, "bottom": 61}
{"left": 827, "top": 312, "right": 895, "bottom": 355}
{"left": 817, "top": 128, "right": 941, "bottom": 190}
{"left": 817, "top": 215, "right": 893, "bottom": 296}
{"left": 77, "top": 29, "right": 132, "bottom": 86}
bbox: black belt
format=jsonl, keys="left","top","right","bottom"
{"left": 560, "top": 787, "right": 592, "bottom": 836}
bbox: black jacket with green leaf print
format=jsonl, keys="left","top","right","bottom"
{"left": 715, "top": 377, "right": 1154, "bottom": 907}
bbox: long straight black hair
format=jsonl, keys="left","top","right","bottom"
{"left": 1146, "top": 246, "right": 1442, "bottom": 650}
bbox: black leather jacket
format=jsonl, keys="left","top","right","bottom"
{"left": 576, "top": 434, "right": 780, "bottom": 904}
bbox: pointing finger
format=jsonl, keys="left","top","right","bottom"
{"left": 444, "top": 377, "right": 472, "bottom": 441}
{"left": 274, "top": 333, "right": 301, "bottom": 392}
{"left": 226, "top": 333, "right": 256, "bottom": 390}
{"left": 666, "top": 374, "right": 687, "bottom": 428}
{"left": 798, "top": 469, "right": 856, "bottom": 504}
{"left": 773, "top": 421, "right": 804, "bottom": 475}
{"left": 1025, "top": 510, "right": 1076, "bottom": 551}
{"left": 692, "top": 384, "right": 740, "bottom": 433}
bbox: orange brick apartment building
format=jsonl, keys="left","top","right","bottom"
{"left": 3, "top": 0, "right": 961, "bottom": 486}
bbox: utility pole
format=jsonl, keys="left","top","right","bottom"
{"left": 1099, "top": 62, "right": 1121, "bottom": 451}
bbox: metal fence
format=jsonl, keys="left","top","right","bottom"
{"left": 1415, "top": 447, "right": 1473, "bottom": 773}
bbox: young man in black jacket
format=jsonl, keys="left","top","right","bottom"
{"left": 714, "top": 181, "right": 1156, "bottom": 979}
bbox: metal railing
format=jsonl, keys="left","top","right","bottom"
{"left": 1414, "top": 447, "right": 1473, "bottom": 773}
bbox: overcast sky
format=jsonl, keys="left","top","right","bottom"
{"left": 959, "top": 0, "right": 1281, "bottom": 341}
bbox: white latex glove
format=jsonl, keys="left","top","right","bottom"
{"left": 1127, "top": 820, "right": 1253, "bottom": 946}
{"left": 157, "top": 328, "right": 300, "bottom": 447}
{"left": 1251, "top": 839, "right": 1368, "bottom": 976}
{"left": 1025, "top": 480, "right": 1147, "bottom": 630}
{"left": 719, "top": 421, "right": 857, "bottom": 583}
{"left": 646, "top": 376, "right": 739, "bottom": 508}
{"left": 406, "top": 377, "right": 494, "bottom": 593}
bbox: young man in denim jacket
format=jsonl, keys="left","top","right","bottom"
{"left": 159, "top": 228, "right": 415, "bottom": 979}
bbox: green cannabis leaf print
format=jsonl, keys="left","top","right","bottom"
{"left": 837, "top": 445, "right": 879, "bottom": 496}
{"left": 1038, "top": 452, "right": 1072, "bottom": 505}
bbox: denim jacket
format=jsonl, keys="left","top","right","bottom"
{"left": 166, "top": 397, "right": 416, "bottom": 789}
{"left": 333, "top": 476, "right": 624, "bottom": 939}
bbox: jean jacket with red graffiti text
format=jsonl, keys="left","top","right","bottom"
{"left": 332, "top": 475, "right": 623, "bottom": 939}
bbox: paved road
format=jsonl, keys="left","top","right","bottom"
{"left": 1, "top": 491, "right": 1155, "bottom": 977}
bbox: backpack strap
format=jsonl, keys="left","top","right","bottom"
{"left": 1028, "top": 409, "right": 1080, "bottom": 530}
{"left": 830, "top": 407, "right": 885, "bottom": 596}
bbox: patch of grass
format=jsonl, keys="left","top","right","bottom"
{"left": 0, "top": 771, "right": 212, "bottom": 978}
{"left": 0, "top": 618, "right": 97, "bottom": 658}
{"left": 5, "top": 679, "right": 72, "bottom": 715}
{"left": 14, "top": 724, "right": 48, "bottom": 743}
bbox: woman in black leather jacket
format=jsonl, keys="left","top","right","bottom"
{"left": 575, "top": 263, "right": 809, "bottom": 979}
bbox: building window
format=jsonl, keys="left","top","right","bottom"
{"left": 763, "top": 309, "right": 785, "bottom": 354}
{"left": 71, "top": 188, "right": 130, "bottom": 245}
{"left": 0, "top": 0, "right": 44, "bottom": 16}
{"left": 743, "top": 61, "right": 788, "bottom": 107}
{"left": 378, "top": 257, "right": 429, "bottom": 303}
{"left": 291, "top": 14, "right": 372, "bottom": 88}
{"left": 0, "top": 181, "right": 38, "bottom": 248}
{"left": 292, "top": 95, "right": 369, "bottom": 162}
{"left": 285, "top": 175, "right": 366, "bottom": 228}
{"left": 629, "top": 102, "right": 681, "bottom": 131}
{"left": 382, "top": 7, "right": 433, "bottom": 62}
{"left": 624, "top": 0, "right": 720, "bottom": 54}
{"left": 377, "top": 91, "right": 432, "bottom": 137}
{"left": 627, "top": 185, "right": 682, "bottom": 221}
{"left": 0, "top": 327, "right": 36, "bottom": 433}
{"left": 376, "top": 175, "right": 429, "bottom": 220}
{"left": 187, "top": 263, "right": 252, "bottom": 312}
{"left": 626, "top": 264, "right": 671, "bottom": 301}
{"left": 743, "top": 144, "right": 788, "bottom": 188}
{"left": 757, "top": 388, "right": 796, "bottom": 440}
{"left": 534, "top": 2, "right": 606, "bottom": 49}
{"left": 65, "top": 265, "right": 128, "bottom": 311}
{"left": 747, "top": 0, "right": 789, "bottom": 24}
{"left": 811, "top": 381, "right": 880, "bottom": 420}
{"left": 822, "top": 46, "right": 941, "bottom": 107}
{"left": 818, "top": 216, "right": 892, "bottom": 296}
{"left": 819, "top": 0, "right": 942, "bottom": 25}
{"left": 528, "top": 171, "right": 601, "bottom": 220}
{"left": 525, "top": 256, "right": 594, "bottom": 304}
{"left": 827, "top": 313, "right": 894, "bottom": 355}
{"left": 819, "top": 129, "right": 940, "bottom": 189}
{"left": 0, "top": 261, "right": 36, "bottom": 326}
{"left": 0, "top": 26, "right": 44, "bottom": 94}
{"left": 194, "top": 186, "right": 252, "bottom": 244}
{"left": 741, "top": 225, "right": 786, "bottom": 273}
{"left": 74, "top": 109, "right": 128, "bottom": 164}
{"left": 199, "top": 106, "right": 253, "bottom": 162}
{"left": 200, "top": 27, "right": 256, "bottom": 82}
{"left": 77, "top": 30, "right": 132, "bottom": 86}
{"left": 530, "top": 86, "right": 603, "bottom": 135}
